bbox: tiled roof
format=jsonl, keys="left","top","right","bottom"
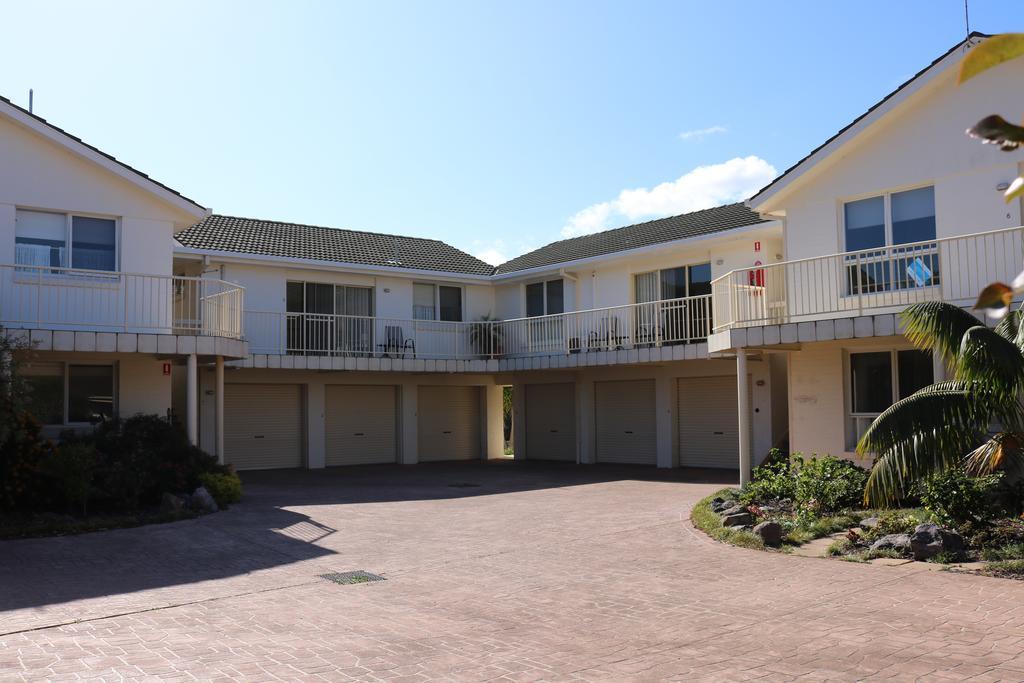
{"left": 494, "top": 203, "right": 767, "bottom": 274}
{"left": 0, "top": 94, "right": 206, "bottom": 212}
{"left": 175, "top": 214, "right": 495, "bottom": 276}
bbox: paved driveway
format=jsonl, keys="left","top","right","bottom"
{"left": 3, "top": 462, "right": 1024, "bottom": 681}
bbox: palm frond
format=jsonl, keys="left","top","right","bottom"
{"left": 955, "top": 325, "right": 1024, "bottom": 397}
{"left": 900, "top": 302, "right": 984, "bottom": 362}
{"left": 994, "top": 308, "right": 1020, "bottom": 343}
{"left": 963, "top": 432, "right": 1024, "bottom": 476}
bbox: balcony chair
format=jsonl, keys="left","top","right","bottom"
{"left": 588, "top": 317, "right": 628, "bottom": 351}
{"left": 377, "top": 325, "right": 417, "bottom": 359}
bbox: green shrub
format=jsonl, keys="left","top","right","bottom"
{"left": 43, "top": 442, "right": 98, "bottom": 515}
{"left": 793, "top": 455, "right": 868, "bottom": 519}
{"left": 920, "top": 468, "right": 1003, "bottom": 526}
{"left": 741, "top": 456, "right": 796, "bottom": 504}
{"left": 199, "top": 471, "right": 242, "bottom": 507}
{"left": 0, "top": 407, "right": 55, "bottom": 512}
{"left": 863, "top": 510, "right": 928, "bottom": 540}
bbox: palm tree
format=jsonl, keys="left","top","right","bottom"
{"left": 859, "top": 301, "right": 1024, "bottom": 506}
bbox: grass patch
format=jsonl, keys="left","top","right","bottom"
{"left": 691, "top": 489, "right": 765, "bottom": 551}
{"left": 0, "top": 509, "right": 203, "bottom": 540}
{"left": 827, "top": 538, "right": 856, "bottom": 556}
{"left": 981, "top": 543, "right": 1024, "bottom": 561}
{"left": 982, "top": 559, "right": 1024, "bottom": 579}
{"left": 784, "top": 515, "right": 858, "bottom": 546}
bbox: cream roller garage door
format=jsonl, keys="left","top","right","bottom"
{"left": 225, "top": 384, "right": 304, "bottom": 470}
{"left": 677, "top": 375, "right": 752, "bottom": 469}
{"left": 418, "top": 386, "right": 481, "bottom": 461}
{"left": 525, "top": 383, "right": 576, "bottom": 461}
{"left": 595, "top": 379, "right": 656, "bottom": 465}
{"left": 325, "top": 385, "right": 397, "bottom": 466}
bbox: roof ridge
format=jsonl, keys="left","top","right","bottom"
{"left": 207, "top": 213, "right": 456, "bottom": 245}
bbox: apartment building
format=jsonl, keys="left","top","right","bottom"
{"left": 2, "top": 33, "right": 1020, "bottom": 481}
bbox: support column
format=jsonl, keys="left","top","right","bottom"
{"left": 186, "top": 353, "right": 198, "bottom": 445}
{"left": 737, "top": 350, "right": 751, "bottom": 485}
{"left": 512, "top": 383, "right": 526, "bottom": 460}
{"left": 399, "top": 381, "right": 419, "bottom": 464}
{"left": 655, "top": 375, "right": 674, "bottom": 468}
{"left": 306, "top": 382, "right": 326, "bottom": 469}
{"left": 576, "top": 379, "right": 595, "bottom": 464}
{"left": 215, "top": 356, "right": 224, "bottom": 464}
{"left": 484, "top": 384, "right": 504, "bottom": 460}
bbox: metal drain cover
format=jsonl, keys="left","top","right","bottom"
{"left": 319, "top": 570, "right": 386, "bottom": 585}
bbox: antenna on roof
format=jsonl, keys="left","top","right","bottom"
{"left": 964, "top": 0, "right": 971, "bottom": 39}
{"left": 28, "top": 89, "right": 33, "bottom": 114}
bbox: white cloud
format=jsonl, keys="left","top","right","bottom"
{"left": 561, "top": 156, "right": 777, "bottom": 238}
{"left": 678, "top": 125, "right": 727, "bottom": 142}
{"left": 469, "top": 238, "right": 537, "bottom": 266}
{"left": 473, "top": 246, "right": 508, "bottom": 266}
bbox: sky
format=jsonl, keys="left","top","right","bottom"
{"left": 1, "top": 1, "right": 1020, "bottom": 265}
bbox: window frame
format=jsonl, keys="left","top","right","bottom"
{"left": 412, "top": 282, "right": 464, "bottom": 322}
{"left": 22, "top": 360, "right": 118, "bottom": 426}
{"left": 524, "top": 278, "right": 564, "bottom": 318}
{"left": 285, "top": 280, "right": 375, "bottom": 317}
{"left": 845, "top": 348, "right": 934, "bottom": 450}
{"left": 633, "top": 262, "right": 712, "bottom": 303}
{"left": 14, "top": 208, "right": 120, "bottom": 273}
{"left": 840, "top": 184, "right": 936, "bottom": 253}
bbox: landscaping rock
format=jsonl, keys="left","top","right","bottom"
{"left": 160, "top": 492, "right": 187, "bottom": 514}
{"left": 189, "top": 486, "right": 219, "bottom": 513}
{"left": 753, "top": 520, "right": 783, "bottom": 545}
{"left": 719, "top": 504, "right": 747, "bottom": 517}
{"left": 722, "top": 512, "right": 754, "bottom": 527}
{"left": 859, "top": 517, "right": 880, "bottom": 531}
{"left": 910, "top": 523, "right": 965, "bottom": 561}
{"left": 711, "top": 498, "right": 737, "bottom": 514}
{"left": 869, "top": 533, "right": 912, "bottom": 555}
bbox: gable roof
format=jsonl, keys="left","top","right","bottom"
{"left": 494, "top": 203, "right": 768, "bottom": 275}
{"left": 0, "top": 94, "right": 207, "bottom": 216}
{"left": 748, "top": 32, "right": 990, "bottom": 209}
{"left": 175, "top": 214, "right": 495, "bottom": 276}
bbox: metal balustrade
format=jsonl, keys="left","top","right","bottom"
{"left": 244, "top": 294, "right": 712, "bottom": 359}
{"left": 711, "top": 225, "right": 1024, "bottom": 331}
{"left": 0, "top": 263, "right": 245, "bottom": 338}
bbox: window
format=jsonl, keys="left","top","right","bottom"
{"left": 22, "top": 362, "right": 116, "bottom": 425}
{"left": 15, "top": 210, "right": 117, "bottom": 271}
{"left": 633, "top": 263, "right": 712, "bottom": 303}
{"left": 413, "top": 283, "right": 463, "bottom": 322}
{"left": 526, "top": 279, "right": 563, "bottom": 317}
{"left": 843, "top": 186, "right": 937, "bottom": 294}
{"left": 847, "top": 349, "right": 933, "bottom": 448}
{"left": 285, "top": 281, "right": 374, "bottom": 354}
{"left": 633, "top": 263, "right": 713, "bottom": 343}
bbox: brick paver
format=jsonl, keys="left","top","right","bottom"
{"left": 3, "top": 461, "right": 1024, "bottom": 681}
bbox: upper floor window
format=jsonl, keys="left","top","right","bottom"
{"left": 286, "top": 281, "right": 373, "bottom": 317}
{"left": 843, "top": 187, "right": 937, "bottom": 294}
{"left": 15, "top": 210, "right": 117, "bottom": 271}
{"left": 525, "top": 279, "right": 563, "bottom": 317}
{"left": 414, "top": 283, "right": 462, "bottom": 321}
{"left": 634, "top": 263, "right": 711, "bottom": 303}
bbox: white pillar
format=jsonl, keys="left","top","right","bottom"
{"left": 576, "top": 379, "right": 595, "bottom": 464}
{"left": 306, "top": 382, "right": 325, "bottom": 469}
{"left": 484, "top": 384, "right": 504, "bottom": 459}
{"left": 399, "top": 381, "right": 419, "bottom": 464}
{"left": 512, "top": 383, "right": 527, "bottom": 460}
{"left": 186, "top": 353, "right": 198, "bottom": 445}
{"left": 737, "top": 350, "right": 751, "bottom": 485}
{"left": 215, "top": 356, "right": 224, "bottom": 464}
{"left": 655, "top": 375, "right": 674, "bottom": 468}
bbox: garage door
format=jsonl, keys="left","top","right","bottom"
{"left": 677, "top": 375, "right": 752, "bottom": 469}
{"left": 595, "top": 380, "right": 656, "bottom": 465}
{"left": 325, "top": 385, "right": 397, "bottom": 466}
{"left": 525, "top": 383, "right": 576, "bottom": 461}
{"left": 225, "top": 384, "right": 303, "bottom": 470}
{"left": 418, "top": 386, "right": 481, "bottom": 462}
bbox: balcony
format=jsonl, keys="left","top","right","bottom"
{"left": 241, "top": 294, "right": 712, "bottom": 370}
{"left": 711, "top": 225, "right": 1024, "bottom": 333}
{"left": 0, "top": 264, "right": 246, "bottom": 351}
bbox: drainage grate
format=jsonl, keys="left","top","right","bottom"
{"left": 447, "top": 482, "right": 481, "bottom": 488}
{"left": 318, "top": 570, "right": 386, "bottom": 585}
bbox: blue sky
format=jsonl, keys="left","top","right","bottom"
{"left": 1, "top": 1, "right": 1019, "bottom": 264}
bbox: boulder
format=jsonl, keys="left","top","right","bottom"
{"left": 710, "top": 498, "right": 736, "bottom": 514}
{"left": 160, "top": 492, "right": 187, "bottom": 514}
{"left": 722, "top": 512, "right": 754, "bottom": 527}
{"left": 753, "top": 520, "right": 783, "bottom": 545}
{"left": 869, "top": 534, "right": 912, "bottom": 555}
{"left": 859, "top": 517, "right": 880, "bottom": 531}
{"left": 189, "top": 486, "right": 219, "bottom": 513}
{"left": 719, "top": 504, "right": 747, "bottom": 517}
{"left": 910, "top": 523, "right": 965, "bottom": 561}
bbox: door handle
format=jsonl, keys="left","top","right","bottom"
{"left": 353, "top": 433, "right": 364, "bottom": 437}
{"left": 624, "top": 430, "right": 633, "bottom": 434}
{"left": 713, "top": 431, "right": 724, "bottom": 435}
{"left": 254, "top": 435, "right": 265, "bottom": 439}
{"left": 442, "top": 430, "right": 452, "bottom": 434}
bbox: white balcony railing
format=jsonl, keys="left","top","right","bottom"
{"left": 0, "top": 264, "right": 245, "bottom": 339}
{"left": 711, "top": 225, "right": 1024, "bottom": 331}
{"left": 245, "top": 294, "right": 712, "bottom": 360}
